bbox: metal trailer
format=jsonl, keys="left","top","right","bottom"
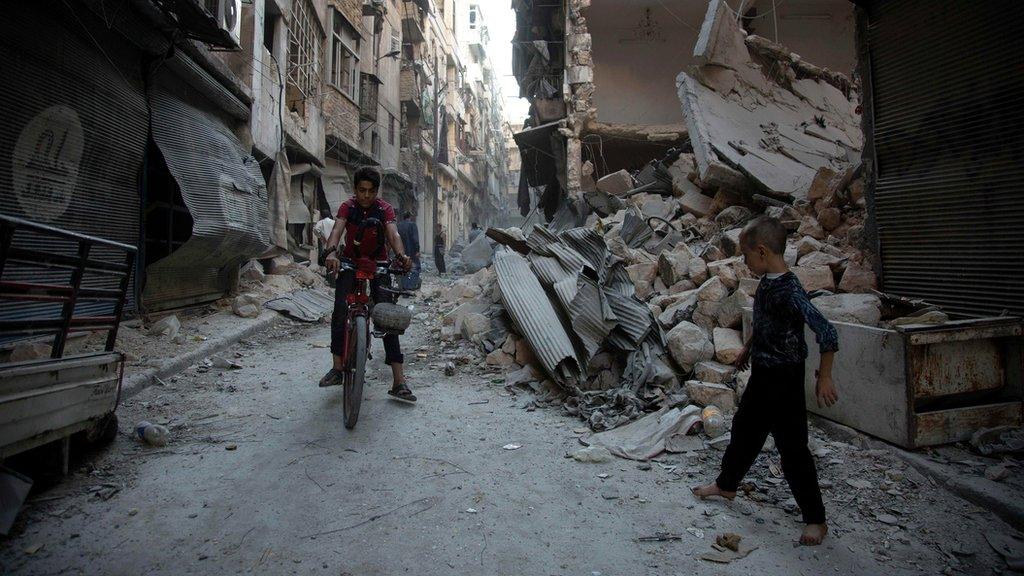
{"left": 0, "top": 214, "right": 136, "bottom": 472}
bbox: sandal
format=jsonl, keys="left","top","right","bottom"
{"left": 388, "top": 382, "right": 417, "bottom": 402}
{"left": 319, "top": 368, "right": 345, "bottom": 388}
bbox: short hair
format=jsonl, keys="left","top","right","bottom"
{"left": 352, "top": 166, "right": 381, "bottom": 190}
{"left": 740, "top": 216, "right": 787, "bottom": 255}
{"left": 403, "top": 211, "right": 413, "bottom": 220}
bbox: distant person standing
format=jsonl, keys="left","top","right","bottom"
{"left": 396, "top": 212, "right": 421, "bottom": 290}
{"left": 434, "top": 224, "right": 447, "bottom": 275}
{"left": 468, "top": 222, "right": 482, "bottom": 243}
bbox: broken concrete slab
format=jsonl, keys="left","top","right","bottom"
{"left": 597, "top": 170, "right": 633, "bottom": 196}
{"left": 715, "top": 206, "right": 753, "bottom": 229}
{"left": 232, "top": 294, "right": 262, "bottom": 319}
{"left": 679, "top": 190, "right": 715, "bottom": 218}
{"left": 795, "top": 236, "right": 824, "bottom": 258}
{"left": 737, "top": 277, "right": 760, "bottom": 297}
{"left": 688, "top": 257, "right": 709, "bottom": 285}
{"left": 679, "top": 4, "right": 861, "bottom": 202}
{"left": 461, "top": 234, "right": 496, "bottom": 274}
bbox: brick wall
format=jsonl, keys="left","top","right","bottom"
{"left": 323, "top": 90, "right": 360, "bottom": 147}
{"left": 329, "top": 0, "right": 362, "bottom": 31}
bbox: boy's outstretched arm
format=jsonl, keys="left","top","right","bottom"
{"left": 788, "top": 290, "right": 840, "bottom": 407}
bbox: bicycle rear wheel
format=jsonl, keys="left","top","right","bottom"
{"left": 343, "top": 316, "right": 367, "bottom": 429}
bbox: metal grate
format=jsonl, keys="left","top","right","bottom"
{"left": 866, "top": 0, "right": 1024, "bottom": 318}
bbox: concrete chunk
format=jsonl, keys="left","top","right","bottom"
{"left": 659, "top": 249, "right": 692, "bottom": 287}
{"left": 799, "top": 250, "right": 843, "bottom": 271}
{"left": 679, "top": 190, "right": 715, "bottom": 218}
{"left": 597, "top": 170, "right": 633, "bottom": 196}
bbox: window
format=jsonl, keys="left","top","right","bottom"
{"left": 391, "top": 29, "right": 400, "bottom": 54}
{"left": 286, "top": 0, "right": 323, "bottom": 117}
{"left": 263, "top": 4, "right": 280, "bottom": 52}
{"left": 388, "top": 113, "right": 396, "bottom": 145}
{"left": 371, "top": 132, "right": 381, "bottom": 158}
{"left": 469, "top": 6, "right": 477, "bottom": 30}
{"left": 330, "top": 9, "right": 360, "bottom": 100}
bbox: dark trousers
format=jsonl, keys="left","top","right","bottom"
{"left": 330, "top": 271, "right": 403, "bottom": 365}
{"left": 434, "top": 246, "right": 446, "bottom": 273}
{"left": 716, "top": 361, "right": 826, "bottom": 524}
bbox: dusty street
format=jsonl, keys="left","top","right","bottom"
{"left": 0, "top": 279, "right": 1009, "bottom": 576}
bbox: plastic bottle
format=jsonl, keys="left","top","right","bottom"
{"left": 701, "top": 405, "right": 725, "bottom": 438}
{"left": 135, "top": 421, "right": 169, "bottom": 447}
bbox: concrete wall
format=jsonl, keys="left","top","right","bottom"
{"left": 586, "top": 0, "right": 855, "bottom": 126}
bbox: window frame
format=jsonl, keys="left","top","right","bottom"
{"left": 329, "top": 8, "right": 361, "bottom": 102}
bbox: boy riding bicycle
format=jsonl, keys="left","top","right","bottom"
{"left": 319, "top": 166, "right": 416, "bottom": 402}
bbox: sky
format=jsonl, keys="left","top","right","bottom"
{"left": 482, "top": 2, "right": 531, "bottom": 127}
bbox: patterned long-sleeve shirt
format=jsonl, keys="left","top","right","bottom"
{"left": 750, "top": 272, "right": 839, "bottom": 368}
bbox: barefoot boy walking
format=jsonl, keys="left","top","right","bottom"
{"left": 692, "top": 216, "right": 839, "bottom": 546}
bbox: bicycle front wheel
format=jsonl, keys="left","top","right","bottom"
{"left": 343, "top": 316, "right": 367, "bottom": 429}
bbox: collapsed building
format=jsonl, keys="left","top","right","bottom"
{"left": 480, "top": 0, "right": 1023, "bottom": 447}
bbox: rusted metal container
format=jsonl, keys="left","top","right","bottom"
{"left": 804, "top": 317, "right": 1023, "bottom": 449}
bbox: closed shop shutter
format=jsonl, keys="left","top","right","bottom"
{"left": 866, "top": 0, "right": 1024, "bottom": 317}
{"left": 0, "top": 2, "right": 146, "bottom": 332}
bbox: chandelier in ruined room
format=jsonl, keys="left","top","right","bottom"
{"left": 619, "top": 7, "right": 666, "bottom": 44}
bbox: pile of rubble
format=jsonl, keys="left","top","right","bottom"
{"left": 431, "top": 10, "right": 951, "bottom": 436}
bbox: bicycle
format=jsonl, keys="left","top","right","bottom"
{"left": 334, "top": 255, "right": 414, "bottom": 429}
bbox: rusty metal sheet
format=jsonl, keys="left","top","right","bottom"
{"left": 910, "top": 339, "right": 1006, "bottom": 399}
{"left": 906, "top": 320, "right": 1022, "bottom": 346}
{"left": 913, "top": 402, "right": 1023, "bottom": 447}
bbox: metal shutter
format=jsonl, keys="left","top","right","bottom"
{"left": 866, "top": 0, "right": 1024, "bottom": 317}
{"left": 0, "top": 2, "right": 146, "bottom": 332}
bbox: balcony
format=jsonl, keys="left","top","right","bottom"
{"left": 359, "top": 72, "right": 381, "bottom": 122}
{"left": 402, "top": 14, "right": 425, "bottom": 43}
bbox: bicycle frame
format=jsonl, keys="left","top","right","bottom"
{"left": 337, "top": 257, "right": 390, "bottom": 370}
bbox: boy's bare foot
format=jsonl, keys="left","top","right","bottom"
{"left": 800, "top": 523, "right": 828, "bottom": 546}
{"left": 691, "top": 483, "right": 736, "bottom": 500}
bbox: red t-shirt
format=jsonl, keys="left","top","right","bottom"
{"left": 337, "top": 198, "right": 396, "bottom": 259}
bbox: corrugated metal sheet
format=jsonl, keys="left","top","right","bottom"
{"left": 0, "top": 3, "right": 145, "bottom": 327}
{"left": 560, "top": 227, "right": 608, "bottom": 274}
{"left": 567, "top": 276, "right": 614, "bottom": 359}
{"left": 605, "top": 290, "right": 653, "bottom": 348}
{"left": 143, "top": 75, "right": 272, "bottom": 310}
{"left": 620, "top": 208, "right": 653, "bottom": 249}
{"left": 494, "top": 250, "right": 581, "bottom": 388}
{"left": 866, "top": 0, "right": 1024, "bottom": 317}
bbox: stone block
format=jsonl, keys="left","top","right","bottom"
{"left": 838, "top": 262, "right": 877, "bottom": 293}
{"left": 696, "top": 276, "right": 728, "bottom": 302}
{"left": 718, "top": 289, "right": 753, "bottom": 329}
{"left": 812, "top": 293, "right": 882, "bottom": 326}
{"left": 666, "top": 321, "right": 714, "bottom": 372}
{"left": 685, "top": 381, "right": 738, "bottom": 412}
{"left": 679, "top": 190, "right": 715, "bottom": 218}
{"left": 597, "top": 170, "right": 633, "bottom": 196}
{"left": 792, "top": 265, "right": 835, "bottom": 292}
{"left": 694, "top": 361, "right": 737, "bottom": 384}
{"left": 713, "top": 327, "right": 744, "bottom": 365}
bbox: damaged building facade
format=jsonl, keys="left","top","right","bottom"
{"left": 0, "top": 0, "right": 511, "bottom": 318}
{"left": 496, "top": 0, "right": 1022, "bottom": 446}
